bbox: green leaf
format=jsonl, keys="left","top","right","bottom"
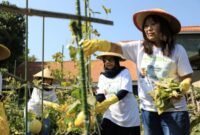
{"left": 102, "top": 5, "right": 111, "bottom": 14}
{"left": 87, "top": 94, "right": 96, "bottom": 106}
{"left": 68, "top": 45, "right": 77, "bottom": 60}
{"left": 92, "top": 29, "right": 100, "bottom": 37}
{"left": 67, "top": 100, "right": 81, "bottom": 114}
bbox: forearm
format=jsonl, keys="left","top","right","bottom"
{"left": 96, "top": 90, "right": 128, "bottom": 103}
{"left": 116, "top": 90, "right": 128, "bottom": 100}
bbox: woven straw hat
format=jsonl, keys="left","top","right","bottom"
{"left": 96, "top": 52, "right": 126, "bottom": 61}
{"left": 0, "top": 44, "right": 11, "bottom": 61}
{"left": 33, "top": 68, "right": 54, "bottom": 79}
{"left": 133, "top": 8, "right": 181, "bottom": 34}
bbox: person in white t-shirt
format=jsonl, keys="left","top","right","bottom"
{"left": 0, "top": 44, "right": 11, "bottom": 135}
{"left": 27, "top": 68, "right": 58, "bottom": 135}
{"left": 95, "top": 52, "right": 140, "bottom": 135}
{"left": 81, "top": 8, "right": 193, "bottom": 135}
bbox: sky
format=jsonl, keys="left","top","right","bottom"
{"left": 2, "top": 0, "right": 200, "bottom": 61}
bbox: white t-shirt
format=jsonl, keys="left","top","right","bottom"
{"left": 28, "top": 87, "right": 58, "bottom": 116}
{"left": 120, "top": 40, "right": 193, "bottom": 112}
{"left": 97, "top": 68, "right": 140, "bottom": 127}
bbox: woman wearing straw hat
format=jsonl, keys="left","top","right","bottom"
{"left": 0, "top": 44, "right": 10, "bottom": 135}
{"left": 95, "top": 52, "right": 140, "bottom": 135}
{"left": 81, "top": 8, "right": 193, "bottom": 135}
{"left": 0, "top": 44, "right": 11, "bottom": 98}
{"left": 27, "top": 68, "right": 58, "bottom": 135}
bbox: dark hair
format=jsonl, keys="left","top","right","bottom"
{"left": 113, "top": 56, "right": 120, "bottom": 67}
{"left": 103, "top": 56, "right": 120, "bottom": 69}
{"left": 142, "top": 15, "right": 176, "bottom": 56}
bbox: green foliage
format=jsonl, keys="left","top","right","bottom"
{"left": 0, "top": 1, "right": 26, "bottom": 72}
{"left": 51, "top": 52, "right": 65, "bottom": 83}
{"left": 5, "top": 102, "right": 25, "bottom": 135}
{"left": 189, "top": 86, "right": 200, "bottom": 135}
{"left": 148, "top": 78, "right": 182, "bottom": 114}
{"left": 3, "top": 78, "right": 25, "bottom": 134}
{"left": 102, "top": 5, "right": 111, "bottom": 14}
{"left": 52, "top": 52, "right": 64, "bottom": 63}
{"left": 190, "top": 110, "right": 200, "bottom": 135}
{"left": 4, "top": 77, "right": 22, "bottom": 90}
{"left": 28, "top": 55, "right": 37, "bottom": 62}
{"left": 193, "top": 87, "right": 200, "bottom": 101}
{"left": 52, "top": 69, "right": 65, "bottom": 82}
{"left": 69, "top": 45, "right": 78, "bottom": 61}
{"left": 67, "top": 100, "right": 81, "bottom": 114}
{"left": 69, "top": 21, "right": 80, "bottom": 37}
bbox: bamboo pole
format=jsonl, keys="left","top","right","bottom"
{"left": 76, "top": 0, "right": 90, "bottom": 134}
{"left": 84, "top": 0, "right": 93, "bottom": 96}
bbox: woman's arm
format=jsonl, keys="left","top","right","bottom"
{"left": 110, "top": 42, "right": 123, "bottom": 54}
{"left": 81, "top": 39, "right": 123, "bottom": 56}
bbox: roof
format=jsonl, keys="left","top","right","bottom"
{"left": 16, "top": 26, "right": 200, "bottom": 83}
{"left": 180, "top": 26, "right": 200, "bottom": 34}
{"left": 16, "top": 60, "right": 137, "bottom": 83}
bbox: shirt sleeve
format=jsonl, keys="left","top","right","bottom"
{"left": 116, "top": 90, "right": 128, "bottom": 100}
{"left": 119, "top": 40, "right": 141, "bottom": 63}
{"left": 176, "top": 45, "right": 193, "bottom": 77}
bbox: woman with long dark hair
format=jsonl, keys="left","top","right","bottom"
{"left": 81, "top": 8, "right": 193, "bottom": 135}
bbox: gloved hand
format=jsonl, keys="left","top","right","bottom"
{"left": 43, "top": 100, "right": 61, "bottom": 112}
{"left": 95, "top": 95, "right": 118, "bottom": 114}
{"left": 74, "top": 111, "right": 85, "bottom": 127}
{"left": 180, "top": 79, "right": 191, "bottom": 94}
{"left": 80, "top": 39, "right": 111, "bottom": 56}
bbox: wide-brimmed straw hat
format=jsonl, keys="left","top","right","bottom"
{"left": 33, "top": 68, "right": 54, "bottom": 79}
{"left": 96, "top": 52, "right": 126, "bottom": 61}
{"left": 133, "top": 8, "right": 181, "bottom": 34}
{"left": 0, "top": 44, "right": 11, "bottom": 61}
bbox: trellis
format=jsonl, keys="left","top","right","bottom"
{"left": 0, "top": 1, "right": 113, "bottom": 134}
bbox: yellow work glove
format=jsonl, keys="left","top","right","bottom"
{"left": 43, "top": 100, "right": 61, "bottom": 112}
{"left": 80, "top": 39, "right": 111, "bottom": 56}
{"left": 180, "top": 79, "right": 191, "bottom": 94}
{"left": 74, "top": 111, "right": 85, "bottom": 127}
{"left": 95, "top": 95, "right": 118, "bottom": 114}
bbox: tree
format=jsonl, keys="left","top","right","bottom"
{"left": 0, "top": 1, "right": 25, "bottom": 72}
{"left": 28, "top": 55, "right": 37, "bottom": 62}
{"left": 51, "top": 52, "right": 65, "bottom": 82}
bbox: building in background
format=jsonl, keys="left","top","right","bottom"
{"left": 177, "top": 26, "right": 200, "bottom": 83}
{"left": 15, "top": 26, "right": 200, "bottom": 92}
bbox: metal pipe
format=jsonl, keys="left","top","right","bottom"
{"left": 24, "top": 0, "right": 28, "bottom": 134}
{"left": 0, "top": 4, "right": 113, "bottom": 25}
